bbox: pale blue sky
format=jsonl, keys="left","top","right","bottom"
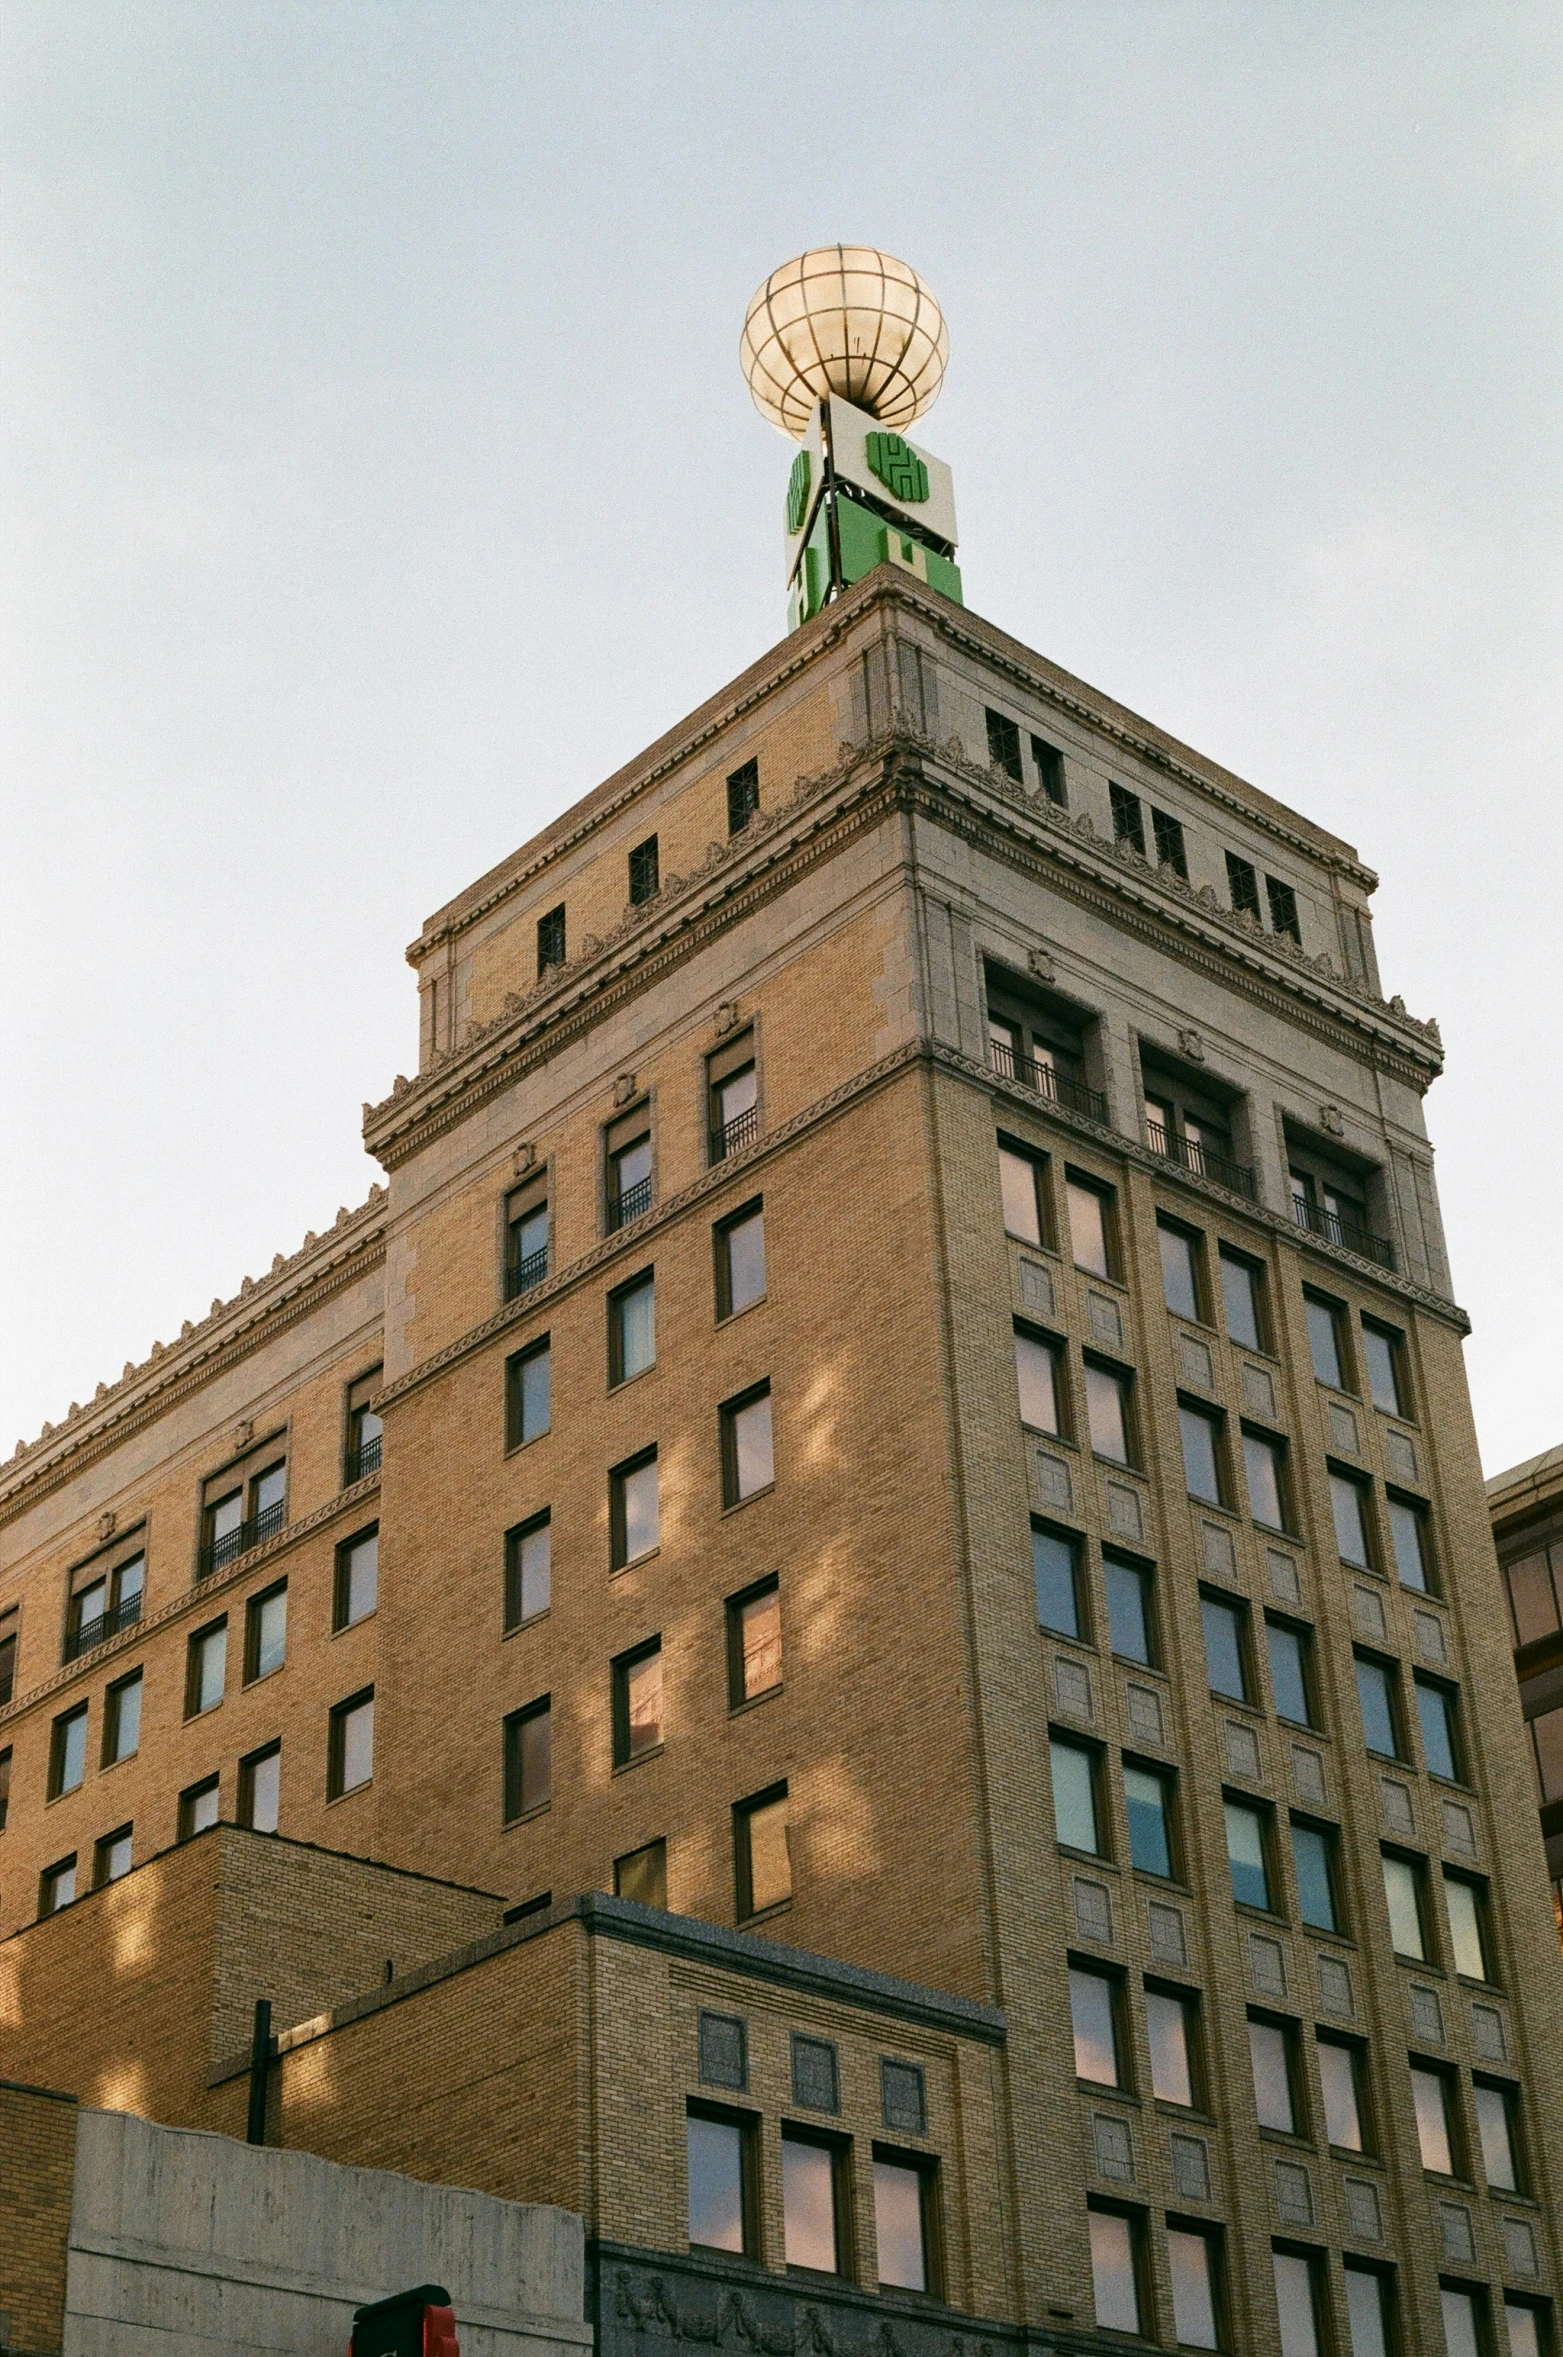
{"left": 2, "top": 2, "right": 1559, "bottom": 1471}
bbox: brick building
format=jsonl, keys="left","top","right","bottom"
{"left": 2, "top": 552, "right": 1560, "bottom": 2357}
{"left": 1486, "top": 1444, "right": 1563, "bottom": 1950}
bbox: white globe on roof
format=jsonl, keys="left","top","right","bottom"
{"left": 740, "top": 246, "right": 948, "bottom": 440}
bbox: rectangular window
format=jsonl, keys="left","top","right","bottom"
{"left": 615, "top": 1836, "right": 666, "bottom": 1908}
{"left": 1109, "top": 781, "right": 1146, "bottom": 854}
{"left": 1243, "top": 1428, "right": 1289, "bottom": 1530}
{"left": 999, "top": 1139, "right": 1046, "bottom": 1246}
{"left": 873, "top": 2150, "right": 936, "bottom": 2293}
{"left": 782, "top": 2129, "right": 844, "bottom": 2274}
{"left": 504, "top": 1512, "right": 552, "bottom": 1629}
{"left": 1356, "top": 1654, "right": 1406, "bottom": 1759}
{"left": 1050, "top": 1736, "right": 1101, "bottom": 1854}
{"left": 1015, "top": 1326, "right": 1063, "bottom": 1434}
{"left": 1506, "top": 1546, "right": 1563, "bottom": 1648}
{"left": 94, "top": 1825, "right": 133, "bottom": 1886}
{"left": 608, "top": 1270, "right": 656, "bottom": 1384}
{"left": 1088, "top": 2206, "right": 1143, "bottom": 2335}
{"left": 201, "top": 1452, "right": 287, "bottom": 1576}
{"left": 606, "top": 1114, "right": 653, "bottom": 1230}
{"left": 335, "top": 1527, "right": 379, "bottom": 1629}
{"left": 1145, "top": 1984, "right": 1199, "bottom": 2106}
{"left": 1266, "top": 877, "right": 1301, "bottom": 942}
{"left": 0, "top": 1746, "right": 9, "bottom": 1833}
{"left": 1032, "top": 734, "right": 1067, "bottom": 805}
{"left": 1225, "top": 1798, "right": 1274, "bottom": 1910}
{"left": 1411, "top": 2063, "right": 1457, "bottom": 2175}
{"left": 1304, "top": 1293, "right": 1348, "bottom": 1389}
{"left": 244, "top": 1582, "right": 287, "bottom": 1682}
{"left": 345, "top": 1367, "right": 383, "bottom": 1481}
{"left": 536, "top": 903, "right": 566, "bottom": 974}
{"left": 1151, "top": 807, "right": 1188, "bottom": 876}
{"left": 727, "top": 1577, "right": 781, "bottom": 1706}
{"left": 1168, "top": 2225, "right": 1221, "bottom": 2351}
{"left": 715, "top": 1199, "right": 766, "bottom": 1318}
{"left": 708, "top": 1029, "right": 759, "bottom": 1163}
{"left": 1104, "top": 1555, "right": 1155, "bottom": 1665}
{"left": 1443, "top": 1873, "right": 1491, "bottom": 1982}
{"left": 1273, "top": 2248, "right": 1324, "bottom": 2357}
{"left": 1362, "top": 1320, "right": 1406, "bottom": 1416}
{"left": 628, "top": 833, "right": 660, "bottom": 904}
{"left": 1159, "top": 1220, "right": 1203, "bottom": 1320}
{"left": 1503, "top": 2304, "right": 1545, "bottom": 2357}
{"left": 67, "top": 1550, "right": 145, "bottom": 1661}
{"left": 1202, "top": 1592, "right": 1252, "bottom": 1702}
{"left": 40, "top": 1856, "right": 77, "bottom": 1914}
{"left": 1472, "top": 2079, "right": 1520, "bottom": 2192}
{"left": 1382, "top": 1851, "right": 1428, "bottom": 1959}
{"left": 238, "top": 1742, "right": 281, "bottom": 1834}
{"left": 178, "top": 1777, "right": 219, "bottom": 1839}
{"left": 1441, "top": 2288, "right": 1487, "bottom": 2357}
{"left": 1330, "top": 1470, "right": 1374, "bottom": 1568}
{"left": 1069, "top": 1964, "right": 1122, "bottom": 2085}
{"left": 1248, "top": 2015, "right": 1299, "bottom": 2133}
{"left": 1291, "top": 1819, "right": 1341, "bottom": 1933}
{"left": 1344, "top": 2265, "right": 1394, "bottom": 2357}
{"left": 1033, "top": 1522, "right": 1085, "bottom": 1640}
{"left": 613, "top": 1638, "right": 664, "bottom": 1766}
{"left": 328, "top": 1688, "right": 374, "bottom": 1798}
{"left": 1317, "top": 2035, "right": 1366, "bottom": 2151}
{"left": 506, "top": 1337, "right": 552, "bottom": 1447}
{"left": 1066, "top": 1177, "right": 1113, "bottom": 1277}
{"left": 1180, "top": 1402, "right": 1226, "bottom": 1504}
{"left": 0, "top": 1607, "right": 16, "bottom": 1706}
{"left": 721, "top": 1383, "right": 774, "bottom": 1504}
{"left": 610, "top": 1447, "right": 660, "bottom": 1568}
{"left": 505, "top": 1187, "right": 549, "bottom": 1300}
{"left": 48, "top": 1702, "right": 89, "bottom": 1798}
{"left": 1387, "top": 1494, "right": 1432, "bottom": 1592}
{"left": 1415, "top": 1677, "right": 1462, "bottom": 1782}
{"left": 726, "top": 757, "right": 760, "bottom": 834}
{"left": 985, "top": 706, "right": 1023, "bottom": 779}
{"left": 1220, "top": 1249, "right": 1266, "bottom": 1350}
{"left": 185, "top": 1620, "right": 227, "bottom": 1718}
{"left": 1226, "top": 851, "right": 1262, "bottom": 920}
{"left": 102, "top": 1670, "right": 142, "bottom": 1766}
{"left": 687, "top": 2103, "right": 755, "bottom": 2253}
{"left": 1083, "top": 1359, "right": 1133, "bottom": 1464}
{"left": 1533, "top": 1704, "right": 1563, "bottom": 1804}
{"left": 503, "top": 1695, "right": 552, "bottom": 1819}
{"left": 1266, "top": 1620, "right": 1316, "bottom": 1727}
{"left": 1124, "top": 1761, "right": 1175, "bottom": 1878}
{"left": 734, "top": 1782, "right": 790, "bottom": 1917}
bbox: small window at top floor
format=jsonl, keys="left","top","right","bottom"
{"left": 727, "top": 758, "right": 760, "bottom": 835}
{"left": 346, "top": 1366, "right": 383, "bottom": 1482}
{"left": 67, "top": 1548, "right": 144, "bottom": 1660}
{"left": 1151, "top": 808, "right": 1187, "bottom": 877}
{"left": 986, "top": 965, "right": 1099, "bottom": 1120}
{"left": 536, "top": 903, "right": 566, "bottom": 975}
{"left": 1109, "top": 782, "right": 1146, "bottom": 855}
{"left": 708, "top": 1030, "right": 758, "bottom": 1163}
{"left": 1142, "top": 1052, "right": 1251, "bottom": 1198}
{"left": 201, "top": 1447, "right": 287, "bottom": 1576}
{"left": 1226, "top": 851, "right": 1262, "bottom": 921}
{"left": 1286, "top": 1129, "right": 1393, "bottom": 1270}
{"left": 606, "top": 1105, "right": 653, "bottom": 1231}
{"left": 1031, "top": 734, "right": 1067, "bottom": 805}
{"left": 1266, "top": 877, "right": 1301, "bottom": 943}
{"left": 0, "top": 1607, "right": 16, "bottom": 1708}
{"left": 628, "top": 834, "right": 660, "bottom": 905}
{"left": 985, "top": 708, "right": 1022, "bottom": 781}
{"left": 506, "top": 1180, "right": 549, "bottom": 1300}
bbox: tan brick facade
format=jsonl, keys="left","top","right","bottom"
{"left": 0, "top": 2080, "right": 76, "bottom": 2355}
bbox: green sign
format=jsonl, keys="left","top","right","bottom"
{"left": 865, "top": 431, "right": 928, "bottom": 505}
{"left": 786, "top": 448, "right": 812, "bottom": 536}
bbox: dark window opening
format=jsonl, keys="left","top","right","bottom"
{"left": 536, "top": 904, "right": 566, "bottom": 974}
{"left": 1031, "top": 734, "right": 1067, "bottom": 805}
{"left": 727, "top": 759, "right": 760, "bottom": 835}
{"left": 1110, "top": 783, "right": 1146, "bottom": 855}
{"left": 1266, "top": 877, "right": 1301, "bottom": 943}
{"left": 985, "top": 709, "right": 1022, "bottom": 781}
{"left": 1226, "top": 852, "right": 1262, "bottom": 920}
{"left": 1151, "top": 808, "right": 1188, "bottom": 877}
{"left": 628, "top": 835, "right": 660, "bottom": 905}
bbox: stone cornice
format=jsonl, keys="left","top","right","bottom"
{"left": 0, "top": 1471, "right": 380, "bottom": 1733}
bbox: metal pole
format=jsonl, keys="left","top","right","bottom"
{"left": 246, "top": 1997, "right": 272, "bottom": 2145}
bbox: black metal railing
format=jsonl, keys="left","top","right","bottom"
{"left": 199, "top": 1498, "right": 286, "bottom": 1578}
{"left": 505, "top": 1246, "right": 548, "bottom": 1300}
{"left": 710, "top": 1104, "right": 760, "bottom": 1163}
{"left": 346, "top": 1433, "right": 382, "bottom": 1483}
{"left": 1292, "top": 1196, "right": 1395, "bottom": 1271}
{"left": 64, "top": 1592, "right": 142, "bottom": 1663}
{"left": 606, "top": 1177, "right": 653, "bottom": 1233}
{"left": 1147, "top": 1119, "right": 1257, "bottom": 1201}
{"left": 989, "top": 1037, "right": 1108, "bottom": 1124}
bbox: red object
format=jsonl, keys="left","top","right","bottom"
{"left": 424, "top": 2307, "right": 460, "bottom": 2357}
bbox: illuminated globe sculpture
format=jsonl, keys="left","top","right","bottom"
{"left": 739, "top": 246, "right": 948, "bottom": 440}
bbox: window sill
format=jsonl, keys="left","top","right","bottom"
{"left": 729, "top": 1683, "right": 782, "bottom": 1717}
{"left": 242, "top": 1664, "right": 286, "bottom": 1690}
{"left": 1393, "top": 1953, "right": 1444, "bottom": 1977}
{"left": 1091, "top": 1454, "right": 1141, "bottom": 1476}
{"left": 613, "top": 1745, "right": 665, "bottom": 1776}
{"left": 1074, "top": 1265, "right": 1127, "bottom": 1294}
{"left": 1252, "top": 1518, "right": 1301, "bottom": 1543}
{"left": 716, "top": 1293, "right": 768, "bottom": 1327}
{"left": 1078, "top": 2080, "right": 1140, "bottom": 2107}
{"left": 503, "top": 1609, "right": 550, "bottom": 1639}
{"left": 1153, "top": 2099, "right": 1216, "bottom": 2125}
{"left": 738, "top": 1898, "right": 793, "bottom": 1930}
{"left": 1021, "top": 1422, "right": 1071, "bottom": 1445}
{"left": 503, "top": 1800, "right": 551, "bottom": 1829}
{"left": 45, "top": 1786, "right": 86, "bottom": 1807}
{"left": 325, "top": 1781, "right": 372, "bottom": 1806}
{"left": 611, "top": 1548, "right": 661, "bottom": 1576}
{"left": 1257, "top": 2127, "right": 1317, "bottom": 2153}
{"left": 333, "top": 1611, "right": 377, "bottom": 1637}
{"left": 1233, "top": 1901, "right": 1289, "bottom": 1927}
{"left": 722, "top": 1485, "right": 775, "bottom": 1516}
{"left": 1057, "top": 1844, "right": 1116, "bottom": 1871}
{"left": 504, "top": 1430, "right": 553, "bottom": 1458}
{"left": 608, "top": 1363, "right": 657, "bottom": 1394}
{"left": 1111, "top": 1651, "right": 1164, "bottom": 1679}
{"left": 1131, "top": 1869, "right": 1190, "bottom": 1896}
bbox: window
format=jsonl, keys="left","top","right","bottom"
{"left": 1202, "top": 1592, "right": 1252, "bottom": 1702}
{"left": 782, "top": 2129, "right": 845, "bottom": 2273}
{"left": 1145, "top": 1985, "right": 1199, "bottom": 2106}
{"left": 1033, "top": 1522, "right": 1085, "bottom": 1640}
{"left": 1088, "top": 2206, "right": 1143, "bottom": 2334}
{"left": 1083, "top": 1360, "right": 1133, "bottom": 1464}
{"left": 1109, "top": 781, "right": 1146, "bottom": 854}
{"left": 1472, "top": 2079, "right": 1520, "bottom": 2192}
{"left": 503, "top": 1696, "right": 551, "bottom": 1819}
{"left": 1124, "top": 1762, "right": 1175, "bottom": 1878}
{"left": 1015, "top": 1326, "right": 1063, "bottom": 1434}
{"left": 185, "top": 1621, "right": 227, "bottom": 1718}
{"left": 727, "top": 1578, "right": 781, "bottom": 1706}
{"left": 715, "top": 1200, "right": 766, "bottom": 1318}
{"left": 94, "top": 1825, "right": 133, "bottom": 1887}
{"left": 1104, "top": 1556, "right": 1155, "bottom": 1665}
{"left": 66, "top": 1551, "right": 144, "bottom": 1660}
{"left": 178, "top": 1777, "right": 219, "bottom": 1839}
{"left": 1441, "top": 2288, "right": 1487, "bottom": 2357}
{"left": 610, "top": 1448, "right": 659, "bottom": 1568}
{"left": 1159, "top": 1221, "right": 1203, "bottom": 1320}
{"left": 882, "top": 2058, "right": 927, "bottom": 2134}
{"left": 613, "top": 1638, "right": 664, "bottom": 1766}
{"left": 102, "top": 1670, "right": 142, "bottom": 1766}
{"left": 1249, "top": 2015, "right": 1299, "bottom": 2133}
{"left": 791, "top": 2032, "right": 839, "bottom": 2112}
{"left": 1226, "top": 851, "right": 1262, "bottom": 920}
{"left": 1243, "top": 1428, "right": 1289, "bottom": 1530}
{"left": 335, "top": 1527, "right": 379, "bottom": 1628}
{"left": 48, "top": 1703, "right": 89, "bottom": 1798}
{"left": 721, "top": 1383, "right": 774, "bottom": 1504}
{"left": 1410, "top": 2062, "right": 1458, "bottom": 2175}
{"left": 1346, "top": 2265, "right": 1396, "bottom": 2357}
{"left": 608, "top": 1271, "right": 656, "bottom": 1385}
{"left": 1151, "top": 807, "right": 1188, "bottom": 877}
{"left": 1291, "top": 1820, "right": 1341, "bottom": 1933}
{"left": 506, "top": 1337, "right": 552, "bottom": 1447}
{"left": 505, "top": 1186, "right": 549, "bottom": 1299}
{"left": 1180, "top": 1402, "right": 1226, "bottom": 1504}
{"left": 1272, "top": 2248, "right": 1323, "bottom": 2357}
{"left": 1533, "top": 1703, "right": 1563, "bottom": 1805}
{"left": 1066, "top": 1178, "right": 1113, "bottom": 1277}
{"left": 1050, "top": 1736, "right": 1101, "bottom": 1854}
{"left": 1355, "top": 1655, "right": 1405, "bottom": 1759}
{"left": 536, "top": 903, "right": 566, "bottom": 974}
{"left": 1167, "top": 2225, "right": 1222, "bottom": 2350}
{"left": 1032, "top": 734, "right": 1067, "bottom": 805}
{"left": 0, "top": 1747, "right": 12, "bottom": 1833}
{"left": 505, "top": 1512, "right": 551, "bottom": 1629}
{"left": 40, "top": 1856, "right": 77, "bottom": 1914}
{"left": 988, "top": 981, "right": 1098, "bottom": 1116}
{"left": 1443, "top": 1873, "right": 1490, "bottom": 1981}
{"left": 1330, "top": 1471, "right": 1374, "bottom": 1568}
{"left": 687, "top": 2103, "right": 755, "bottom": 2252}
{"left": 345, "top": 1368, "right": 383, "bottom": 1481}
{"left": 1144, "top": 1074, "right": 1248, "bottom": 1194}
{"left": 734, "top": 1782, "right": 790, "bottom": 1917}
{"left": 1069, "top": 1964, "right": 1122, "bottom": 2085}
{"left": 1361, "top": 1321, "right": 1406, "bottom": 1417}
{"left": 1266, "top": 1620, "right": 1316, "bottom": 1727}
{"left": 999, "top": 1139, "right": 1046, "bottom": 1247}
{"left": 708, "top": 1032, "right": 759, "bottom": 1163}
{"left": 874, "top": 2151, "right": 936, "bottom": 2293}
{"left": 244, "top": 1582, "right": 287, "bottom": 1682}
{"left": 1266, "top": 877, "right": 1301, "bottom": 943}
{"left": 1416, "top": 1678, "right": 1462, "bottom": 1782}
{"left": 200, "top": 1454, "right": 286, "bottom": 1576}
{"left": 1290, "top": 1153, "right": 1390, "bottom": 1266}
{"left": 627, "top": 833, "right": 660, "bottom": 904}
{"left": 1505, "top": 1542, "right": 1563, "bottom": 1647}
{"left": 615, "top": 1837, "right": 666, "bottom": 1907}
{"left": 726, "top": 757, "right": 760, "bottom": 834}
{"left": 985, "top": 706, "right": 1023, "bottom": 779}
{"left": 1503, "top": 2306, "right": 1546, "bottom": 2357}
{"left": 1220, "top": 1250, "right": 1266, "bottom": 1351}
{"left": 1225, "top": 1798, "right": 1274, "bottom": 1910}
{"left": 1317, "top": 2036, "right": 1366, "bottom": 2150}
{"left": 606, "top": 1110, "right": 653, "bottom": 1230}
{"left": 1387, "top": 1494, "right": 1431, "bottom": 1592}
{"left": 1382, "top": 1851, "right": 1428, "bottom": 1959}
{"left": 0, "top": 1607, "right": 15, "bottom": 1705}
{"left": 328, "top": 1688, "right": 374, "bottom": 1798}
{"left": 238, "top": 1742, "right": 281, "bottom": 1834}
{"left": 1304, "top": 1293, "right": 1348, "bottom": 1389}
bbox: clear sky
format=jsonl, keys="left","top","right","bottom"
{"left": 2, "top": 2, "right": 1559, "bottom": 1475}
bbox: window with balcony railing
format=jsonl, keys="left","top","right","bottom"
{"left": 1146, "top": 1101, "right": 1256, "bottom": 1200}
{"left": 1289, "top": 1171, "right": 1394, "bottom": 1269}
{"left": 200, "top": 1461, "right": 286, "bottom": 1577}
{"left": 606, "top": 1117, "right": 653, "bottom": 1232}
{"left": 709, "top": 1032, "right": 759, "bottom": 1163}
{"left": 988, "top": 1015, "right": 1106, "bottom": 1123}
{"left": 64, "top": 1552, "right": 144, "bottom": 1663}
{"left": 505, "top": 1191, "right": 549, "bottom": 1299}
